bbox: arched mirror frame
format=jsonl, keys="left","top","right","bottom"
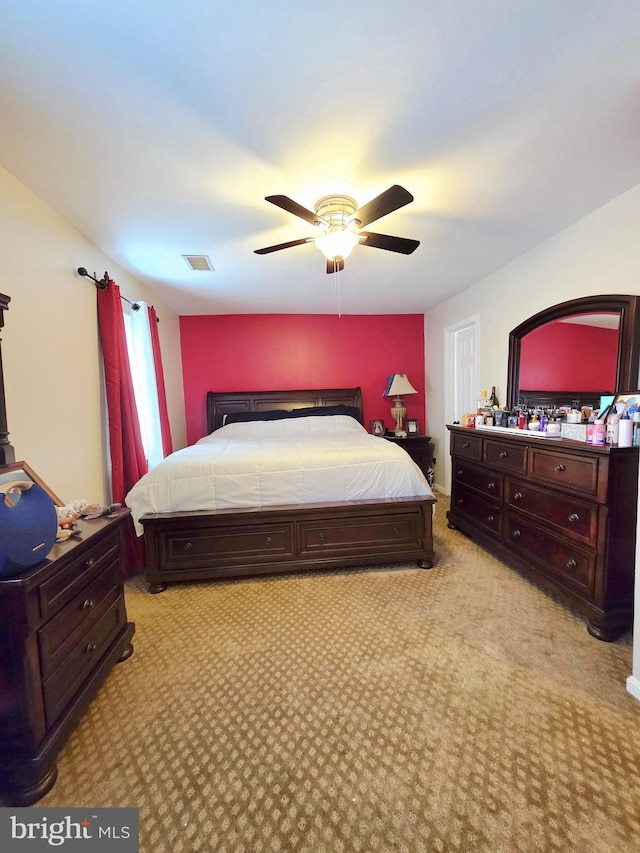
{"left": 506, "top": 294, "right": 640, "bottom": 410}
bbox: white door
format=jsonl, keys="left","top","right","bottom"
{"left": 445, "top": 317, "right": 478, "bottom": 425}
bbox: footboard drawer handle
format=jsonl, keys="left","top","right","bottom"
{"left": 512, "top": 529, "right": 521, "bottom": 539}
{"left": 82, "top": 599, "right": 96, "bottom": 610}
{"left": 566, "top": 559, "right": 577, "bottom": 570}
{"left": 568, "top": 512, "right": 580, "bottom": 523}
{"left": 513, "top": 491, "right": 523, "bottom": 501}
{"left": 554, "top": 464, "right": 566, "bottom": 472}
{"left": 265, "top": 536, "right": 272, "bottom": 543}
{"left": 393, "top": 527, "right": 399, "bottom": 535}
{"left": 319, "top": 533, "right": 325, "bottom": 540}
{"left": 499, "top": 451, "right": 509, "bottom": 458}
{"left": 85, "top": 643, "right": 97, "bottom": 655}
{"left": 183, "top": 542, "right": 193, "bottom": 551}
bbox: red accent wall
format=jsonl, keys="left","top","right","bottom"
{"left": 180, "top": 314, "right": 425, "bottom": 445}
{"left": 520, "top": 321, "right": 618, "bottom": 391}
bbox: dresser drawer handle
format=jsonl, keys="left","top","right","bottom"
{"left": 487, "top": 481, "right": 495, "bottom": 490}
{"left": 566, "top": 559, "right": 577, "bottom": 570}
{"left": 183, "top": 542, "right": 193, "bottom": 551}
{"left": 554, "top": 464, "right": 566, "bottom": 472}
{"left": 319, "top": 533, "right": 325, "bottom": 540}
{"left": 462, "top": 442, "right": 470, "bottom": 448}
{"left": 457, "top": 469, "right": 464, "bottom": 476}
{"left": 568, "top": 512, "right": 580, "bottom": 524}
{"left": 513, "top": 491, "right": 523, "bottom": 501}
{"left": 265, "top": 536, "right": 272, "bottom": 543}
{"left": 85, "top": 642, "right": 97, "bottom": 655}
{"left": 487, "top": 514, "right": 495, "bottom": 523}
{"left": 82, "top": 599, "right": 96, "bottom": 610}
{"left": 85, "top": 557, "right": 95, "bottom": 569}
{"left": 511, "top": 529, "right": 521, "bottom": 539}
{"left": 457, "top": 498, "right": 464, "bottom": 505}
{"left": 499, "top": 451, "right": 509, "bottom": 458}
{"left": 393, "top": 527, "right": 399, "bottom": 535}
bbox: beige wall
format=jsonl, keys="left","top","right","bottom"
{"left": 424, "top": 182, "right": 640, "bottom": 693}
{"left": 0, "top": 165, "right": 186, "bottom": 505}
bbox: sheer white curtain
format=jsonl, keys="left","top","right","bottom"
{"left": 123, "top": 301, "right": 164, "bottom": 469}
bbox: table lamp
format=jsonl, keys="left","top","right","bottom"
{"left": 383, "top": 374, "right": 418, "bottom": 437}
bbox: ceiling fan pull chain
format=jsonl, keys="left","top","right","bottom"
{"left": 334, "top": 265, "right": 342, "bottom": 318}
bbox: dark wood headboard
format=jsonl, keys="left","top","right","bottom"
{"left": 206, "top": 387, "right": 364, "bottom": 434}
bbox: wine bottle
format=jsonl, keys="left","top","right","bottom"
{"left": 488, "top": 386, "right": 499, "bottom": 408}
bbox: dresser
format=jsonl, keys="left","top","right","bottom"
{"left": 446, "top": 425, "right": 638, "bottom": 640}
{"left": 0, "top": 510, "right": 135, "bottom": 805}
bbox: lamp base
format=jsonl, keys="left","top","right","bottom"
{"left": 394, "top": 429, "right": 407, "bottom": 438}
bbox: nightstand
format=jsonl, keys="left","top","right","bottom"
{"left": 382, "top": 434, "right": 435, "bottom": 484}
{"left": 0, "top": 510, "right": 135, "bottom": 805}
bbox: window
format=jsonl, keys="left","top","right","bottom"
{"left": 123, "top": 302, "right": 164, "bottom": 469}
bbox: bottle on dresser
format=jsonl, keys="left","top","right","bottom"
{"left": 487, "top": 386, "right": 499, "bottom": 409}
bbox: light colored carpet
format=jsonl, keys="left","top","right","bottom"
{"left": 27, "top": 497, "right": 640, "bottom": 851}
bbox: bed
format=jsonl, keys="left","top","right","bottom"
{"left": 128, "top": 388, "right": 436, "bottom": 592}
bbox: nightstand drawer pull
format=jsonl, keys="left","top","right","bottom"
{"left": 568, "top": 512, "right": 580, "bottom": 524}
{"left": 183, "top": 542, "right": 193, "bottom": 551}
{"left": 462, "top": 442, "right": 470, "bottom": 448}
{"left": 554, "top": 464, "right": 566, "bottom": 472}
{"left": 85, "top": 642, "right": 97, "bottom": 655}
{"left": 499, "top": 451, "right": 509, "bottom": 458}
{"left": 82, "top": 599, "right": 96, "bottom": 610}
{"left": 513, "top": 491, "right": 523, "bottom": 501}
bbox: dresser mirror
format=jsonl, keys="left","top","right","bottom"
{"left": 506, "top": 294, "right": 640, "bottom": 410}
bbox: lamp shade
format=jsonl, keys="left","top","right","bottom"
{"left": 383, "top": 374, "right": 418, "bottom": 397}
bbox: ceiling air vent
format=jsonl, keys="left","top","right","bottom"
{"left": 183, "top": 254, "right": 214, "bottom": 271}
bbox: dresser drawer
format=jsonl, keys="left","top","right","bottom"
{"left": 451, "top": 485, "right": 502, "bottom": 537}
{"left": 451, "top": 431, "right": 483, "bottom": 461}
{"left": 162, "top": 523, "right": 295, "bottom": 566}
{"left": 484, "top": 439, "right": 527, "bottom": 474}
{"left": 528, "top": 447, "right": 601, "bottom": 496}
{"left": 505, "top": 479, "right": 598, "bottom": 547}
{"left": 452, "top": 460, "right": 502, "bottom": 502}
{"left": 39, "top": 561, "right": 121, "bottom": 679}
{"left": 39, "top": 532, "right": 120, "bottom": 620}
{"left": 298, "top": 512, "right": 421, "bottom": 556}
{"left": 504, "top": 516, "right": 596, "bottom": 595}
{"left": 43, "top": 597, "right": 127, "bottom": 728}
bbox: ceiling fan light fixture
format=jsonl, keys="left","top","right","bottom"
{"left": 315, "top": 229, "right": 360, "bottom": 261}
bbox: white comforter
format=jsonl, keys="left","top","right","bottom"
{"left": 125, "top": 415, "right": 433, "bottom": 534}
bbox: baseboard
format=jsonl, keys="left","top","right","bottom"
{"left": 626, "top": 675, "right": 640, "bottom": 702}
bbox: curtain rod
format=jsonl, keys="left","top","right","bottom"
{"left": 76, "top": 266, "right": 140, "bottom": 310}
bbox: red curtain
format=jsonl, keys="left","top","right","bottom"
{"left": 97, "top": 280, "right": 148, "bottom": 502}
{"left": 148, "top": 305, "right": 173, "bottom": 458}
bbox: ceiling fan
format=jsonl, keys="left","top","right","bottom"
{"left": 254, "top": 185, "right": 420, "bottom": 274}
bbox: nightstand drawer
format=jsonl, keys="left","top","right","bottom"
{"left": 43, "top": 596, "right": 128, "bottom": 728}
{"left": 39, "top": 560, "right": 121, "bottom": 679}
{"left": 39, "top": 532, "right": 120, "bottom": 620}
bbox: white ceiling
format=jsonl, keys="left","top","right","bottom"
{"left": 1, "top": 1, "right": 639, "bottom": 315}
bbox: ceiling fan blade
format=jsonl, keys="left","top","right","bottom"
{"left": 254, "top": 237, "right": 314, "bottom": 255}
{"left": 358, "top": 231, "right": 420, "bottom": 255}
{"left": 350, "top": 185, "right": 414, "bottom": 229}
{"left": 326, "top": 258, "right": 345, "bottom": 274}
{"left": 265, "top": 195, "right": 327, "bottom": 227}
